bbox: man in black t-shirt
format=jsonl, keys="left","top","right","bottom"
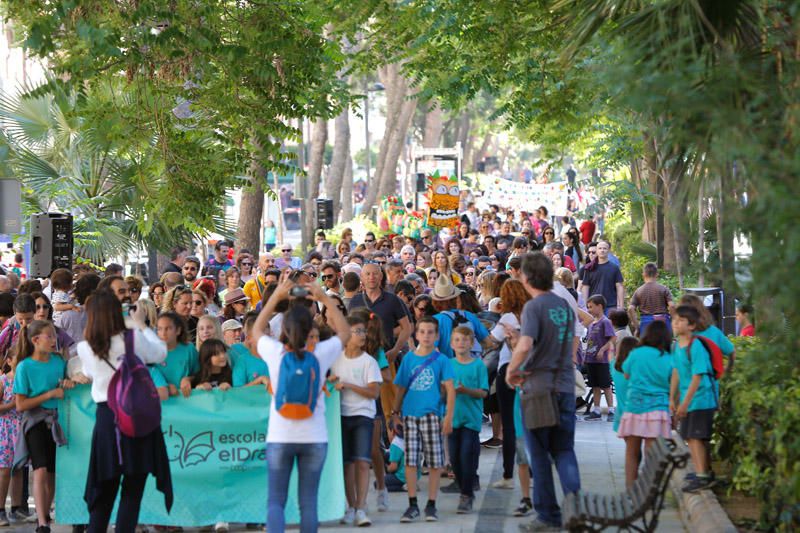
{"left": 580, "top": 240, "right": 624, "bottom": 312}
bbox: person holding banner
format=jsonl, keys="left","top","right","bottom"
{"left": 76, "top": 290, "right": 172, "bottom": 533}
{"left": 254, "top": 279, "right": 350, "bottom": 533}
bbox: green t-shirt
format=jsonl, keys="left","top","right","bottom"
{"left": 389, "top": 439, "right": 406, "bottom": 483}
{"left": 149, "top": 365, "right": 168, "bottom": 389}
{"left": 158, "top": 343, "right": 200, "bottom": 387}
{"left": 672, "top": 339, "right": 718, "bottom": 411}
{"left": 621, "top": 346, "right": 672, "bottom": 415}
{"left": 375, "top": 347, "right": 389, "bottom": 370}
{"left": 450, "top": 356, "right": 489, "bottom": 432}
{"left": 609, "top": 362, "right": 627, "bottom": 432}
{"left": 14, "top": 355, "right": 66, "bottom": 409}
{"left": 696, "top": 326, "right": 734, "bottom": 357}
{"left": 232, "top": 344, "right": 269, "bottom": 387}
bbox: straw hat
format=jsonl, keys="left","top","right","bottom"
{"left": 221, "top": 319, "right": 243, "bottom": 332}
{"left": 431, "top": 272, "right": 461, "bottom": 301}
{"left": 224, "top": 288, "right": 248, "bottom": 306}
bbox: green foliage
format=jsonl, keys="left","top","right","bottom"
{"left": 325, "top": 215, "right": 381, "bottom": 247}
{"left": 608, "top": 221, "right": 651, "bottom": 296}
{"left": 714, "top": 337, "right": 800, "bottom": 530}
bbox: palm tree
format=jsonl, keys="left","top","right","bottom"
{"left": 0, "top": 80, "right": 233, "bottom": 263}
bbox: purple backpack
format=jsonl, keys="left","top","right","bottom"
{"left": 106, "top": 330, "right": 161, "bottom": 438}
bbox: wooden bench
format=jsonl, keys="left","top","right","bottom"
{"left": 563, "top": 436, "right": 689, "bottom": 532}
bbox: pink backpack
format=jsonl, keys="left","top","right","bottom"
{"left": 106, "top": 330, "right": 162, "bottom": 438}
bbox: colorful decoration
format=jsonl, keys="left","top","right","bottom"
{"left": 378, "top": 196, "right": 428, "bottom": 239}
{"left": 478, "top": 176, "right": 570, "bottom": 215}
{"left": 426, "top": 170, "right": 460, "bottom": 228}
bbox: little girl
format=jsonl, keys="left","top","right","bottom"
{"left": 610, "top": 337, "right": 638, "bottom": 435}
{"left": 331, "top": 316, "right": 383, "bottom": 527}
{"left": 616, "top": 321, "right": 673, "bottom": 489}
{"left": 0, "top": 354, "right": 23, "bottom": 526}
{"left": 156, "top": 313, "right": 200, "bottom": 397}
{"left": 349, "top": 308, "right": 391, "bottom": 512}
{"left": 231, "top": 314, "right": 270, "bottom": 388}
{"left": 13, "top": 320, "right": 74, "bottom": 531}
{"left": 180, "top": 339, "right": 232, "bottom": 396}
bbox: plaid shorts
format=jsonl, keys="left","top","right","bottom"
{"left": 403, "top": 413, "right": 445, "bottom": 469}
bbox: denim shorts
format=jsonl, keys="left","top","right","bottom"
{"left": 341, "top": 415, "right": 375, "bottom": 464}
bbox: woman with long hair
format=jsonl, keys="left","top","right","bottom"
{"left": 432, "top": 250, "right": 460, "bottom": 284}
{"left": 477, "top": 271, "right": 499, "bottom": 309}
{"left": 254, "top": 279, "right": 350, "bottom": 533}
{"left": 76, "top": 290, "right": 172, "bottom": 532}
{"left": 488, "top": 280, "right": 531, "bottom": 491}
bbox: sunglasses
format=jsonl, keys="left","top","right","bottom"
{"left": 281, "top": 249, "right": 291, "bottom": 252}
{"left": 193, "top": 300, "right": 204, "bottom": 306}
{"left": 305, "top": 272, "right": 318, "bottom": 278}
{"left": 545, "top": 231, "right": 555, "bottom": 235}
{"left": 36, "top": 304, "right": 51, "bottom": 310}
{"left": 241, "top": 262, "right": 253, "bottom": 266}
{"left": 130, "top": 288, "right": 141, "bottom": 294}
{"left": 321, "top": 274, "right": 335, "bottom": 281}
{"left": 490, "top": 257, "right": 498, "bottom": 261}
{"left": 465, "top": 271, "right": 475, "bottom": 276}
{"left": 364, "top": 239, "right": 375, "bottom": 243}
{"left": 416, "top": 306, "right": 427, "bottom": 312}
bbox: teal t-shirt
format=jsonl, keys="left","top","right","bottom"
{"left": 149, "top": 366, "right": 168, "bottom": 389}
{"left": 609, "top": 361, "right": 627, "bottom": 432}
{"left": 158, "top": 343, "right": 200, "bottom": 387}
{"left": 621, "top": 346, "right": 672, "bottom": 415}
{"left": 672, "top": 339, "right": 718, "bottom": 411}
{"left": 513, "top": 388, "right": 524, "bottom": 437}
{"left": 14, "top": 355, "right": 66, "bottom": 409}
{"left": 450, "top": 356, "right": 489, "bottom": 432}
{"left": 697, "top": 326, "right": 734, "bottom": 357}
{"left": 394, "top": 350, "right": 454, "bottom": 418}
{"left": 375, "top": 347, "right": 389, "bottom": 370}
{"left": 389, "top": 439, "right": 407, "bottom": 483}
{"left": 232, "top": 346, "right": 269, "bottom": 387}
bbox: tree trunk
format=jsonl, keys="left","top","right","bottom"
{"left": 423, "top": 103, "right": 443, "bottom": 148}
{"left": 341, "top": 147, "right": 353, "bottom": 221}
{"left": 362, "top": 63, "right": 417, "bottom": 214}
{"left": 237, "top": 154, "right": 266, "bottom": 253}
{"left": 716, "top": 167, "right": 738, "bottom": 333}
{"left": 328, "top": 109, "right": 350, "bottom": 224}
{"left": 302, "top": 118, "right": 328, "bottom": 249}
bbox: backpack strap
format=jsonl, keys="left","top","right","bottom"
{"left": 407, "top": 352, "right": 440, "bottom": 390}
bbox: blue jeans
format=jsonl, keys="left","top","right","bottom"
{"left": 267, "top": 442, "right": 328, "bottom": 533}
{"left": 447, "top": 427, "right": 480, "bottom": 497}
{"left": 523, "top": 392, "right": 581, "bottom": 526}
{"left": 639, "top": 313, "right": 672, "bottom": 336}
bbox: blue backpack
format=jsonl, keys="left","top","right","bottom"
{"left": 274, "top": 351, "right": 321, "bottom": 419}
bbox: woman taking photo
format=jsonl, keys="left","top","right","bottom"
{"left": 76, "top": 290, "right": 172, "bottom": 532}
{"left": 254, "top": 279, "right": 350, "bottom": 533}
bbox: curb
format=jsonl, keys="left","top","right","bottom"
{"left": 669, "top": 463, "right": 737, "bottom": 533}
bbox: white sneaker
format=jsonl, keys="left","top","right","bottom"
{"left": 340, "top": 507, "right": 355, "bottom": 525}
{"left": 355, "top": 509, "right": 372, "bottom": 527}
{"left": 214, "top": 522, "right": 229, "bottom": 532}
{"left": 376, "top": 487, "right": 389, "bottom": 512}
{"left": 490, "top": 477, "right": 515, "bottom": 489}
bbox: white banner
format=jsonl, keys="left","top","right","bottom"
{"left": 479, "top": 176, "right": 570, "bottom": 215}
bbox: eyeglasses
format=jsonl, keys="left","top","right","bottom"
{"left": 152, "top": 290, "right": 164, "bottom": 296}
{"left": 351, "top": 328, "right": 367, "bottom": 336}
{"left": 36, "top": 304, "right": 51, "bottom": 310}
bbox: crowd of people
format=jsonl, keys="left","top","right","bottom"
{"left": 0, "top": 198, "right": 757, "bottom": 533}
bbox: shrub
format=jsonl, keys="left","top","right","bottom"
{"left": 714, "top": 336, "right": 800, "bottom": 530}
{"left": 324, "top": 215, "right": 383, "bottom": 247}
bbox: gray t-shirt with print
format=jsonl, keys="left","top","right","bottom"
{"left": 519, "top": 291, "right": 576, "bottom": 395}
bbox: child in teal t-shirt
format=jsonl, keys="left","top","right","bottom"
{"left": 12, "top": 320, "right": 75, "bottom": 530}
{"left": 231, "top": 314, "right": 270, "bottom": 388}
{"left": 391, "top": 317, "right": 455, "bottom": 520}
{"left": 157, "top": 314, "right": 200, "bottom": 395}
{"left": 445, "top": 326, "right": 488, "bottom": 510}
{"left": 671, "top": 305, "right": 718, "bottom": 493}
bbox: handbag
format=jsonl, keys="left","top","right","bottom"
{"left": 519, "top": 302, "right": 573, "bottom": 430}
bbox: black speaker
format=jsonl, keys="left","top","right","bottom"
{"left": 315, "top": 199, "right": 334, "bottom": 230}
{"left": 415, "top": 173, "right": 427, "bottom": 192}
{"left": 30, "top": 213, "right": 73, "bottom": 278}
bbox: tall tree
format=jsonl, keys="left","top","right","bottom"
{"left": 303, "top": 118, "right": 328, "bottom": 248}
{"left": 327, "top": 109, "right": 350, "bottom": 223}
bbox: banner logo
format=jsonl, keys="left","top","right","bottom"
{"left": 164, "top": 426, "right": 216, "bottom": 469}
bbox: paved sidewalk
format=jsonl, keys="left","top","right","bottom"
{"left": 11, "top": 412, "right": 684, "bottom": 532}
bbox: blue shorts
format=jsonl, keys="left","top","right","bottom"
{"left": 341, "top": 415, "right": 375, "bottom": 464}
